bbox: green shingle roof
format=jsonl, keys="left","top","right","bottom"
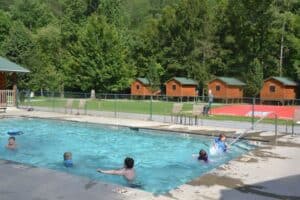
{"left": 0, "top": 57, "right": 30, "bottom": 73}
{"left": 212, "top": 77, "right": 246, "bottom": 86}
{"left": 136, "top": 78, "right": 150, "bottom": 85}
{"left": 266, "top": 76, "right": 297, "bottom": 86}
{"left": 167, "top": 77, "right": 198, "bottom": 85}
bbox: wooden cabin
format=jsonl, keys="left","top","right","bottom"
{"left": 260, "top": 77, "right": 297, "bottom": 104}
{"left": 0, "top": 56, "right": 30, "bottom": 106}
{"left": 208, "top": 77, "right": 245, "bottom": 101}
{"left": 165, "top": 77, "right": 198, "bottom": 97}
{"left": 131, "top": 78, "right": 160, "bottom": 96}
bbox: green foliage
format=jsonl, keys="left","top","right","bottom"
{"left": 68, "top": 15, "right": 135, "bottom": 92}
{"left": 0, "top": 10, "right": 11, "bottom": 45}
{"left": 0, "top": 0, "right": 299, "bottom": 96}
{"left": 10, "top": 0, "right": 54, "bottom": 30}
{"left": 245, "top": 59, "right": 264, "bottom": 96}
{"left": 146, "top": 59, "right": 164, "bottom": 91}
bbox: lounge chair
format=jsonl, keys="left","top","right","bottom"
{"left": 182, "top": 104, "right": 204, "bottom": 125}
{"left": 171, "top": 103, "right": 183, "bottom": 123}
{"left": 65, "top": 99, "right": 74, "bottom": 114}
{"left": 292, "top": 108, "right": 300, "bottom": 135}
{"left": 77, "top": 99, "right": 87, "bottom": 115}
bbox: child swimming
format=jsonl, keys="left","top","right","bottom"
{"left": 198, "top": 149, "right": 208, "bottom": 162}
{"left": 63, "top": 152, "right": 73, "bottom": 167}
{"left": 6, "top": 136, "right": 17, "bottom": 150}
{"left": 97, "top": 157, "right": 135, "bottom": 181}
{"left": 214, "top": 134, "right": 228, "bottom": 152}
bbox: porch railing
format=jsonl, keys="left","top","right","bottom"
{"left": 0, "top": 90, "right": 16, "bottom": 107}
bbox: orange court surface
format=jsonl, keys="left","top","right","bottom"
{"left": 211, "top": 104, "right": 297, "bottom": 119}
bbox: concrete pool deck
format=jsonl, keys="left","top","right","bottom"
{"left": 1, "top": 108, "right": 300, "bottom": 200}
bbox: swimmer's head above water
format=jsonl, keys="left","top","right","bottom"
{"left": 124, "top": 157, "right": 134, "bottom": 169}
{"left": 198, "top": 149, "right": 208, "bottom": 162}
{"left": 218, "top": 133, "right": 226, "bottom": 142}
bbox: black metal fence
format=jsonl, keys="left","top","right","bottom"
{"left": 17, "top": 90, "right": 299, "bottom": 122}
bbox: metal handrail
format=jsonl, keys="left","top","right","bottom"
{"left": 230, "top": 112, "right": 278, "bottom": 145}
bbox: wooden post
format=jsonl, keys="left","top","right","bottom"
{"left": 12, "top": 72, "right": 17, "bottom": 106}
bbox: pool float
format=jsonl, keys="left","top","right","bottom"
{"left": 7, "top": 130, "right": 24, "bottom": 136}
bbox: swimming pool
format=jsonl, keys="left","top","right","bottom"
{"left": 0, "top": 118, "right": 254, "bottom": 194}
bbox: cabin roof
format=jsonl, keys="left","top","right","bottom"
{"left": 265, "top": 76, "right": 297, "bottom": 86}
{"left": 210, "top": 77, "right": 246, "bottom": 86}
{"left": 166, "top": 77, "right": 198, "bottom": 86}
{"left": 136, "top": 78, "right": 150, "bottom": 85}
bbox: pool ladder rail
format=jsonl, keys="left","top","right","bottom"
{"left": 230, "top": 112, "right": 278, "bottom": 146}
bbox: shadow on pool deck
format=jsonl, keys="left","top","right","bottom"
{"left": 220, "top": 174, "right": 300, "bottom": 200}
{"left": 0, "top": 159, "right": 124, "bottom": 200}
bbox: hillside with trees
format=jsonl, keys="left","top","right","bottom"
{"left": 0, "top": 0, "right": 299, "bottom": 96}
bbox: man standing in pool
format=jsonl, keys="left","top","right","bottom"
{"left": 6, "top": 136, "right": 17, "bottom": 150}
{"left": 97, "top": 157, "right": 135, "bottom": 181}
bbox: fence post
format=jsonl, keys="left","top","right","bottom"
{"left": 84, "top": 93, "right": 87, "bottom": 115}
{"left": 16, "top": 89, "right": 19, "bottom": 108}
{"left": 114, "top": 94, "right": 117, "bottom": 118}
{"left": 52, "top": 92, "right": 55, "bottom": 112}
{"left": 275, "top": 114, "right": 278, "bottom": 144}
{"left": 251, "top": 97, "right": 255, "bottom": 130}
{"left": 149, "top": 95, "right": 153, "bottom": 121}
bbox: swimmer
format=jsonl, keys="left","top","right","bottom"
{"left": 97, "top": 157, "right": 135, "bottom": 181}
{"left": 6, "top": 136, "right": 17, "bottom": 150}
{"left": 63, "top": 152, "right": 73, "bottom": 167}
{"left": 198, "top": 149, "right": 208, "bottom": 162}
{"left": 214, "top": 134, "right": 228, "bottom": 152}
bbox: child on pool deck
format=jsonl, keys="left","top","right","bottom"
{"left": 97, "top": 157, "right": 135, "bottom": 181}
{"left": 214, "top": 133, "right": 228, "bottom": 152}
{"left": 63, "top": 152, "right": 73, "bottom": 167}
{"left": 6, "top": 136, "right": 17, "bottom": 150}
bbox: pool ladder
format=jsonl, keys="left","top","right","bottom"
{"left": 230, "top": 112, "right": 278, "bottom": 146}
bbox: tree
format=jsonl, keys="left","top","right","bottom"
{"left": 34, "top": 24, "right": 65, "bottom": 92}
{"left": 1, "top": 21, "right": 38, "bottom": 89}
{"left": 218, "top": 0, "right": 278, "bottom": 78}
{"left": 146, "top": 60, "right": 164, "bottom": 91}
{"left": 10, "top": 0, "right": 54, "bottom": 30}
{"left": 245, "top": 59, "right": 264, "bottom": 97}
{"left": 0, "top": 10, "right": 11, "bottom": 47}
{"left": 68, "top": 15, "right": 135, "bottom": 92}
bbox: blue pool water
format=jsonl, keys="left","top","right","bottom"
{"left": 0, "top": 118, "right": 254, "bottom": 193}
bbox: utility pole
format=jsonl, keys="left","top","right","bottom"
{"left": 279, "top": 20, "right": 285, "bottom": 77}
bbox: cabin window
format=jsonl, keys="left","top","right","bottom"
{"left": 136, "top": 85, "right": 140, "bottom": 90}
{"left": 269, "top": 85, "right": 276, "bottom": 93}
{"left": 172, "top": 84, "right": 176, "bottom": 90}
{"left": 216, "top": 85, "right": 221, "bottom": 91}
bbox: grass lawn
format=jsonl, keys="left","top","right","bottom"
{"left": 19, "top": 97, "right": 292, "bottom": 125}
{"left": 20, "top": 97, "right": 195, "bottom": 115}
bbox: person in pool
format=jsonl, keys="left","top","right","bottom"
{"left": 97, "top": 157, "right": 135, "bottom": 181}
{"left": 6, "top": 136, "right": 17, "bottom": 150}
{"left": 198, "top": 149, "right": 208, "bottom": 162}
{"left": 63, "top": 152, "right": 73, "bottom": 167}
{"left": 214, "top": 134, "right": 228, "bottom": 152}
